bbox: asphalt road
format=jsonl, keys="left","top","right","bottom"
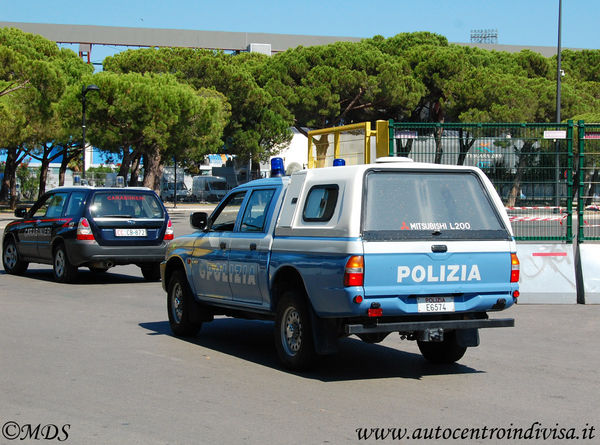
{"left": 1, "top": 212, "right": 599, "bottom": 444}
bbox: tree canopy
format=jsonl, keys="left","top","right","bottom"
{"left": 2, "top": 27, "right": 600, "bottom": 206}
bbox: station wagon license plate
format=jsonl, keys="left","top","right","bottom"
{"left": 417, "top": 296, "right": 455, "bottom": 313}
{"left": 115, "top": 228, "right": 147, "bottom": 237}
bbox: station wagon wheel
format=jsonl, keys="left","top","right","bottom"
{"left": 2, "top": 238, "right": 28, "bottom": 275}
{"left": 274, "top": 290, "right": 316, "bottom": 371}
{"left": 52, "top": 243, "right": 78, "bottom": 283}
{"left": 417, "top": 331, "right": 467, "bottom": 364}
{"left": 167, "top": 270, "right": 202, "bottom": 337}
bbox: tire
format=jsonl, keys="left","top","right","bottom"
{"left": 52, "top": 243, "right": 78, "bottom": 283}
{"left": 141, "top": 263, "right": 161, "bottom": 281}
{"left": 167, "top": 270, "right": 202, "bottom": 337}
{"left": 274, "top": 290, "right": 316, "bottom": 371}
{"left": 2, "top": 238, "right": 28, "bottom": 275}
{"left": 417, "top": 331, "right": 467, "bottom": 364}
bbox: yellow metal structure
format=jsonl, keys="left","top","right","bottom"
{"left": 307, "top": 120, "right": 389, "bottom": 168}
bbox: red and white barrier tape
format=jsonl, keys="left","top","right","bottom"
{"left": 509, "top": 215, "right": 567, "bottom": 222}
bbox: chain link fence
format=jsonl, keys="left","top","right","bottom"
{"left": 388, "top": 121, "right": 574, "bottom": 242}
{"left": 577, "top": 122, "right": 600, "bottom": 242}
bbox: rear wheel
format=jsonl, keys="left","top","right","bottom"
{"left": 2, "top": 238, "right": 28, "bottom": 275}
{"left": 141, "top": 263, "right": 161, "bottom": 281}
{"left": 274, "top": 290, "right": 316, "bottom": 371}
{"left": 167, "top": 270, "right": 202, "bottom": 337}
{"left": 53, "top": 243, "right": 78, "bottom": 283}
{"left": 417, "top": 331, "right": 467, "bottom": 364}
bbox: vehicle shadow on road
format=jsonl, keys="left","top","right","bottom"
{"left": 139, "top": 318, "right": 482, "bottom": 381}
{"left": 0, "top": 268, "right": 147, "bottom": 284}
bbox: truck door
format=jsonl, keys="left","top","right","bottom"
{"left": 229, "top": 188, "right": 277, "bottom": 304}
{"left": 191, "top": 190, "right": 247, "bottom": 300}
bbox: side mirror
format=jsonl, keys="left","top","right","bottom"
{"left": 190, "top": 212, "right": 209, "bottom": 230}
{"left": 14, "top": 207, "right": 28, "bottom": 218}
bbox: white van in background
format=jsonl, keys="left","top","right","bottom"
{"left": 192, "top": 176, "right": 228, "bottom": 202}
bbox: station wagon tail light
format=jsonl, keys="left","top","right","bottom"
{"left": 510, "top": 253, "right": 520, "bottom": 283}
{"left": 344, "top": 255, "right": 364, "bottom": 287}
{"left": 164, "top": 219, "right": 174, "bottom": 241}
{"left": 76, "top": 217, "right": 95, "bottom": 241}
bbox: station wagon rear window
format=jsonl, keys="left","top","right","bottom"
{"left": 362, "top": 170, "right": 509, "bottom": 240}
{"left": 89, "top": 192, "right": 164, "bottom": 219}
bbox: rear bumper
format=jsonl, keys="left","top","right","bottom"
{"left": 66, "top": 239, "right": 167, "bottom": 266}
{"left": 345, "top": 318, "right": 514, "bottom": 335}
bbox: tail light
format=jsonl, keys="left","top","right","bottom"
{"left": 510, "top": 253, "right": 520, "bottom": 283}
{"left": 76, "top": 217, "right": 95, "bottom": 240}
{"left": 164, "top": 219, "right": 174, "bottom": 241}
{"left": 344, "top": 255, "right": 364, "bottom": 287}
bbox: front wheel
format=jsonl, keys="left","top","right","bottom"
{"left": 167, "top": 270, "right": 202, "bottom": 337}
{"left": 417, "top": 331, "right": 467, "bottom": 364}
{"left": 53, "top": 244, "right": 77, "bottom": 283}
{"left": 274, "top": 290, "right": 316, "bottom": 371}
{"left": 2, "top": 238, "right": 28, "bottom": 275}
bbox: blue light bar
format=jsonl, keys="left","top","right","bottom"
{"left": 271, "top": 157, "right": 285, "bottom": 177}
{"left": 333, "top": 158, "right": 346, "bottom": 166}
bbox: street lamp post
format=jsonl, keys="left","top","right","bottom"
{"left": 555, "top": 0, "right": 563, "bottom": 208}
{"left": 81, "top": 84, "right": 100, "bottom": 180}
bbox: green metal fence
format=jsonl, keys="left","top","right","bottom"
{"left": 577, "top": 121, "right": 600, "bottom": 242}
{"left": 387, "top": 121, "right": 574, "bottom": 242}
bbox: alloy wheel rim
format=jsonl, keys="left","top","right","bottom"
{"left": 4, "top": 244, "right": 17, "bottom": 269}
{"left": 54, "top": 250, "right": 65, "bottom": 277}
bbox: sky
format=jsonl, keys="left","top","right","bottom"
{"left": 2, "top": 0, "right": 599, "bottom": 66}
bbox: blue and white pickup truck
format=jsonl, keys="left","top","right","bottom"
{"left": 161, "top": 158, "right": 519, "bottom": 370}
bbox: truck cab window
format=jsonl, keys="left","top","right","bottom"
{"left": 240, "top": 189, "right": 275, "bottom": 232}
{"left": 210, "top": 191, "right": 246, "bottom": 232}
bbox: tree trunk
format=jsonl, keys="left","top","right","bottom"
{"left": 129, "top": 152, "right": 142, "bottom": 186}
{"left": 397, "top": 138, "right": 414, "bottom": 157}
{"left": 315, "top": 134, "right": 329, "bottom": 168}
{"left": 584, "top": 168, "right": 598, "bottom": 206}
{"left": 1, "top": 148, "right": 16, "bottom": 201}
{"left": 434, "top": 125, "right": 444, "bottom": 164}
{"left": 457, "top": 129, "right": 476, "bottom": 166}
{"left": 507, "top": 141, "right": 534, "bottom": 207}
{"left": 37, "top": 158, "right": 50, "bottom": 198}
{"left": 142, "top": 145, "right": 163, "bottom": 194}
{"left": 118, "top": 149, "right": 134, "bottom": 180}
{"left": 1, "top": 147, "right": 20, "bottom": 207}
{"left": 58, "top": 150, "right": 69, "bottom": 186}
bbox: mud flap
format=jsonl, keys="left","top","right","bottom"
{"left": 309, "top": 308, "right": 339, "bottom": 355}
{"left": 456, "top": 328, "right": 480, "bottom": 348}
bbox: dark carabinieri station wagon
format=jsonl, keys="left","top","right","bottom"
{"left": 2, "top": 186, "right": 173, "bottom": 283}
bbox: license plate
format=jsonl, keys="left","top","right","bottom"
{"left": 417, "top": 296, "right": 455, "bottom": 313}
{"left": 115, "top": 228, "right": 147, "bottom": 237}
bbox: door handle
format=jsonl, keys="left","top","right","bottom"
{"left": 249, "top": 243, "right": 257, "bottom": 251}
{"left": 219, "top": 242, "right": 227, "bottom": 250}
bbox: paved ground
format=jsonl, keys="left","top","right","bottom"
{"left": 1, "top": 211, "right": 598, "bottom": 444}
{"left": 0, "top": 268, "right": 598, "bottom": 444}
